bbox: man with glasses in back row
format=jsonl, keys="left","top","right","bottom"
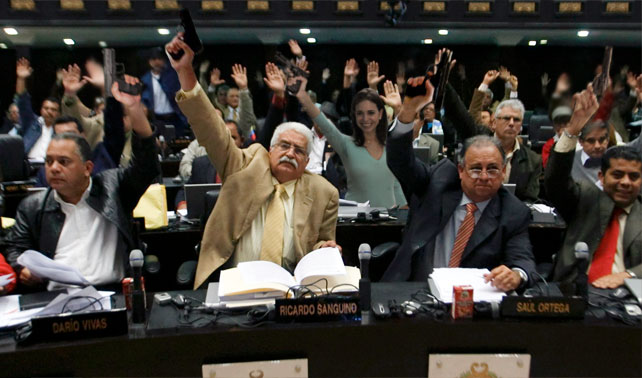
{"left": 381, "top": 76, "right": 536, "bottom": 292}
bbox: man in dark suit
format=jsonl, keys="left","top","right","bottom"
{"left": 382, "top": 76, "right": 535, "bottom": 292}
{"left": 546, "top": 85, "right": 642, "bottom": 289}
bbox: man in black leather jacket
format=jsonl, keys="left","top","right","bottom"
{"left": 3, "top": 77, "right": 160, "bottom": 291}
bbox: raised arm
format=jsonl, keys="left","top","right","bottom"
{"left": 544, "top": 84, "right": 599, "bottom": 219}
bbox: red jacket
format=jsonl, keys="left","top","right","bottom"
{"left": 0, "top": 253, "right": 16, "bottom": 294}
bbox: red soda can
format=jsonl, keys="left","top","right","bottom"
{"left": 451, "top": 285, "right": 474, "bottom": 319}
{"left": 121, "top": 276, "right": 146, "bottom": 310}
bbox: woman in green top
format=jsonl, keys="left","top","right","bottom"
{"left": 296, "top": 77, "right": 406, "bottom": 208}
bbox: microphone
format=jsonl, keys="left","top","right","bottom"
{"left": 129, "top": 249, "right": 146, "bottom": 324}
{"left": 358, "top": 243, "right": 372, "bottom": 324}
{"left": 574, "top": 242, "right": 590, "bottom": 300}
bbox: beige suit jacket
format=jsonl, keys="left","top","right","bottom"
{"left": 176, "top": 87, "right": 339, "bottom": 289}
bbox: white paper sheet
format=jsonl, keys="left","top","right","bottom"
{"left": 293, "top": 247, "right": 346, "bottom": 284}
{"left": 430, "top": 268, "right": 506, "bottom": 303}
{"left": 0, "top": 273, "right": 16, "bottom": 287}
{"left": 17, "top": 250, "right": 90, "bottom": 286}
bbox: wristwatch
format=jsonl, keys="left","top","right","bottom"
{"left": 626, "top": 269, "right": 637, "bottom": 278}
{"left": 563, "top": 129, "right": 580, "bottom": 139}
{"left": 511, "top": 268, "right": 528, "bottom": 283}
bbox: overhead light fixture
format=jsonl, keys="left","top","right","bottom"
{"left": 422, "top": 38, "right": 433, "bottom": 44}
{"left": 155, "top": 0, "right": 179, "bottom": 10}
{"left": 540, "top": 39, "right": 548, "bottom": 44}
{"left": 466, "top": 0, "right": 492, "bottom": 13}
{"left": 247, "top": 0, "right": 269, "bottom": 11}
{"left": 157, "top": 28, "right": 170, "bottom": 35}
{"left": 423, "top": 1, "right": 446, "bottom": 13}
{"left": 202, "top": 0, "right": 224, "bottom": 11}
{"left": 528, "top": 40, "right": 537, "bottom": 46}
{"left": 4, "top": 28, "right": 18, "bottom": 35}
{"left": 603, "top": 1, "right": 630, "bottom": 14}
{"left": 107, "top": 0, "right": 132, "bottom": 10}
{"left": 336, "top": 1, "right": 359, "bottom": 12}
{"left": 98, "top": 41, "right": 108, "bottom": 47}
{"left": 511, "top": 0, "right": 538, "bottom": 14}
{"left": 556, "top": 1, "right": 583, "bottom": 14}
{"left": 577, "top": 30, "right": 589, "bottom": 37}
{"left": 61, "top": 0, "right": 85, "bottom": 10}
{"left": 306, "top": 37, "right": 316, "bottom": 43}
{"left": 0, "top": 43, "right": 7, "bottom": 49}
{"left": 438, "top": 29, "right": 448, "bottom": 35}
{"left": 10, "top": 0, "right": 36, "bottom": 10}
{"left": 292, "top": 1, "right": 314, "bottom": 11}
{"left": 63, "top": 38, "right": 75, "bottom": 45}
{"left": 299, "top": 28, "right": 311, "bottom": 34}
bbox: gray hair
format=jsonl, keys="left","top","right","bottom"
{"left": 459, "top": 135, "right": 507, "bottom": 166}
{"left": 494, "top": 99, "right": 525, "bottom": 119}
{"left": 270, "top": 122, "right": 313, "bottom": 155}
{"left": 580, "top": 120, "right": 608, "bottom": 141}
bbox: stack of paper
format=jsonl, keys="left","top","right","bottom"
{"left": 429, "top": 268, "right": 506, "bottom": 303}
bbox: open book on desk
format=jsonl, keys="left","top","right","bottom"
{"left": 218, "top": 247, "right": 360, "bottom": 302}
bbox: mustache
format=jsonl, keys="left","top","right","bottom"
{"left": 279, "top": 156, "right": 298, "bottom": 169}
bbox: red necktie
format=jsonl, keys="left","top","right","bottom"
{"left": 588, "top": 207, "right": 624, "bottom": 283}
{"left": 449, "top": 203, "right": 478, "bottom": 268}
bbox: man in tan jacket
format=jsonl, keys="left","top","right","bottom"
{"left": 167, "top": 35, "right": 340, "bottom": 289}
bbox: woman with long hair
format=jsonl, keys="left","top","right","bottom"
{"left": 296, "top": 73, "right": 406, "bottom": 208}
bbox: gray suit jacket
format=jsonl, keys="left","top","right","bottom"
{"left": 545, "top": 149, "right": 642, "bottom": 283}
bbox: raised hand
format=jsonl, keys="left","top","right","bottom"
{"left": 62, "top": 64, "right": 87, "bottom": 96}
{"left": 344, "top": 58, "right": 359, "bottom": 78}
{"left": 231, "top": 64, "right": 248, "bottom": 90}
{"left": 367, "top": 61, "right": 385, "bottom": 90}
{"left": 498, "top": 66, "right": 510, "bottom": 82}
{"left": 210, "top": 67, "right": 226, "bottom": 86}
{"left": 482, "top": 70, "right": 500, "bottom": 86}
{"left": 555, "top": 73, "right": 571, "bottom": 94}
{"left": 398, "top": 76, "right": 435, "bottom": 124}
{"left": 263, "top": 62, "right": 286, "bottom": 98}
{"left": 165, "top": 32, "right": 195, "bottom": 74}
{"left": 83, "top": 59, "right": 105, "bottom": 91}
{"left": 509, "top": 74, "right": 518, "bottom": 91}
{"left": 541, "top": 72, "right": 550, "bottom": 88}
{"left": 111, "top": 74, "right": 141, "bottom": 108}
{"left": 567, "top": 84, "right": 599, "bottom": 136}
{"left": 380, "top": 80, "right": 401, "bottom": 115}
{"left": 295, "top": 58, "right": 309, "bottom": 74}
{"left": 626, "top": 71, "right": 637, "bottom": 90}
{"left": 288, "top": 39, "right": 303, "bottom": 57}
{"left": 199, "top": 59, "right": 210, "bottom": 74}
{"left": 16, "top": 57, "right": 33, "bottom": 79}
{"left": 322, "top": 67, "right": 331, "bottom": 82}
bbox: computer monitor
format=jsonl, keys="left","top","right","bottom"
{"left": 184, "top": 183, "right": 221, "bottom": 221}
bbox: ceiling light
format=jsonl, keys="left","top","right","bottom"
{"left": 577, "top": 30, "right": 589, "bottom": 37}
{"left": 63, "top": 38, "right": 75, "bottom": 45}
{"left": 540, "top": 39, "right": 548, "bottom": 45}
{"left": 157, "top": 28, "right": 170, "bottom": 35}
{"left": 306, "top": 37, "right": 316, "bottom": 43}
{"left": 299, "top": 28, "right": 311, "bottom": 35}
{"left": 0, "top": 43, "right": 7, "bottom": 49}
{"left": 528, "top": 40, "right": 537, "bottom": 46}
{"left": 4, "top": 28, "right": 18, "bottom": 35}
{"left": 98, "top": 41, "right": 108, "bottom": 47}
{"left": 422, "top": 38, "right": 433, "bottom": 44}
{"left": 438, "top": 29, "right": 448, "bottom": 35}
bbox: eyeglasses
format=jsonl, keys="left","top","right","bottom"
{"left": 275, "top": 141, "right": 307, "bottom": 158}
{"left": 466, "top": 167, "right": 502, "bottom": 179}
{"left": 496, "top": 115, "right": 522, "bottom": 123}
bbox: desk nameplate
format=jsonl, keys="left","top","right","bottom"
{"left": 22, "top": 308, "right": 127, "bottom": 344}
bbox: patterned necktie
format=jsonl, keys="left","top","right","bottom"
{"left": 588, "top": 207, "right": 624, "bottom": 283}
{"left": 259, "top": 184, "right": 286, "bottom": 265}
{"left": 449, "top": 203, "right": 478, "bottom": 268}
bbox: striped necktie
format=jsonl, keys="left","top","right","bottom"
{"left": 449, "top": 203, "right": 478, "bottom": 268}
